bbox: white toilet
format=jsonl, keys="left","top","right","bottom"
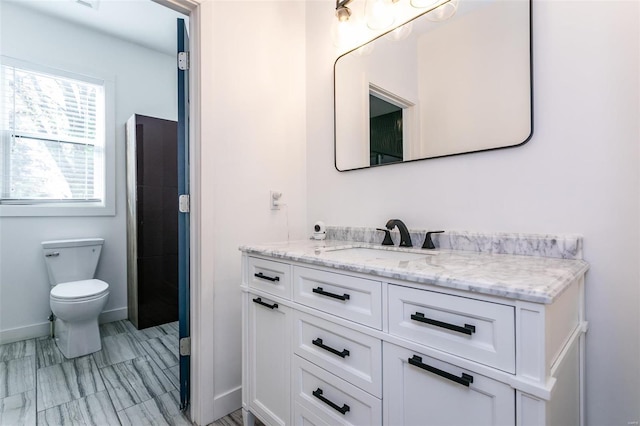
{"left": 42, "top": 238, "right": 110, "bottom": 359}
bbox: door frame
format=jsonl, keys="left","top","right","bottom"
{"left": 153, "top": 1, "right": 211, "bottom": 424}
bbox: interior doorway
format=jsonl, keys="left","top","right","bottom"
{"left": 0, "top": 0, "right": 203, "bottom": 422}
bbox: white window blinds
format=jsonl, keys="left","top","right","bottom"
{"left": 1, "top": 63, "right": 105, "bottom": 203}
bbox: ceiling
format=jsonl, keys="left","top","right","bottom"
{"left": 8, "top": 0, "right": 187, "bottom": 56}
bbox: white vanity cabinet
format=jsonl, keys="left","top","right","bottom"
{"left": 244, "top": 257, "right": 293, "bottom": 426}
{"left": 247, "top": 292, "right": 292, "bottom": 426}
{"left": 241, "top": 247, "right": 587, "bottom": 426}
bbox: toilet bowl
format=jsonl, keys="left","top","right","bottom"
{"left": 50, "top": 279, "right": 109, "bottom": 358}
{"left": 42, "top": 239, "right": 110, "bottom": 359}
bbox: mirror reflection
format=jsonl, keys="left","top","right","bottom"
{"left": 369, "top": 93, "right": 403, "bottom": 165}
{"left": 334, "top": 0, "right": 532, "bottom": 171}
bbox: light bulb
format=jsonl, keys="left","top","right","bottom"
{"left": 336, "top": 5, "right": 351, "bottom": 22}
{"left": 332, "top": 17, "right": 359, "bottom": 51}
{"left": 365, "top": 0, "right": 395, "bottom": 30}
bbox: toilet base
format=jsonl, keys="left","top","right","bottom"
{"left": 55, "top": 317, "right": 102, "bottom": 359}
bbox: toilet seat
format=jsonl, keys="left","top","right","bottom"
{"left": 50, "top": 279, "right": 109, "bottom": 302}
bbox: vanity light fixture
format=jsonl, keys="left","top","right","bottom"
{"left": 365, "top": 0, "right": 399, "bottom": 30}
{"left": 335, "top": 0, "right": 400, "bottom": 30}
{"left": 335, "top": 0, "right": 457, "bottom": 28}
{"left": 335, "top": 0, "right": 353, "bottom": 22}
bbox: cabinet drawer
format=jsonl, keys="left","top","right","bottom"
{"left": 383, "top": 343, "right": 514, "bottom": 426}
{"left": 293, "top": 311, "right": 382, "bottom": 397}
{"left": 293, "top": 267, "right": 382, "bottom": 329}
{"left": 293, "top": 356, "right": 382, "bottom": 426}
{"left": 248, "top": 257, "right": 292, "bottom": 299}
{"left": 388, "top": 285, "right": 515, "bottom": 373}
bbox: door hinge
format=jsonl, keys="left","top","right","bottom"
{"left": 179, "top": 194, "right": 190, "bottom": 213}
{"left": 178, "top": 51, "right": 190, "bottom": 71}
{"left": 179, "top": 337, "right": 191, "bottom": 356}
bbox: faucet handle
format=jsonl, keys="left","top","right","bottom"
{"left": 376, "top": 228, "right": 394, "bottom": 246}
{"left": 422, "top": 231, "right": 444, "bottom": 250}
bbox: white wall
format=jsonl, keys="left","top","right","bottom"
{"left": 196, "top": 0, "right": 307, "bottom": 421}
{"left": 306, "top": 0, "right": 639, "bottom": 424}
{"left": 417, "top": 0, "right": 530, "bottom": 156}
{"left": 0, "top": 3, "right": 177, "bottom": 343}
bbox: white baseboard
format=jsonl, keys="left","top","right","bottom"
{"left": 0, "top": 321, "right": 50, "bottom": 345}
{"left": 210, "top": 386, "right": 242, "bottom": 425}
{"left": 99, "top": 307, "right": 128, "bottom": 324}
{"left": 0, "top": 306, "right": 128, "bottom": 345}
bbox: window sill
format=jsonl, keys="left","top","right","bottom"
{"left": 0, "top": 202, "right": 115, "bottom": 217}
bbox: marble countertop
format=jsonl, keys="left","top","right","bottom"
{"left": 239, "top": 239, "right": 589, "bottom": 304}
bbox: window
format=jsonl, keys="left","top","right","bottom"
{"left": 0, "top": 58, "right": 114, "bottom": 216}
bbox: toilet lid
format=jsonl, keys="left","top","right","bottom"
{"left": 51, "top": 279, "right": 109, "bottom": 300}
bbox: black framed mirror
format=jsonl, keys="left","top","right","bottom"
{"left": 334, "top": 0, "right": 532, "bottom": 171}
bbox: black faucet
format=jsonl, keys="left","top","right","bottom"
{"left": 422, "top": 230, "right": 444, "bottom": 249}
{"left": 385, "top": 219, "right": 413, "bottom": 247}
{"left": 376, "top": 228, "right": 394, "bottom": 246}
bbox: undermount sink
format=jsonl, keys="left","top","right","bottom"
{"left": 320, "top": 247, "right": 434, "bottom": 262}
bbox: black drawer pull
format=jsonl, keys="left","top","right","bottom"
{"left": 252, "top": 297, "right": 278, "bottom": 310}
{"left": 312, "top": 287, "right": 350, "bottom": 301}
{"left": 312, "top": 338, "right": 350, "bottom": 358}
{"left": 312, "top": 388, "right": 350, "bottom": 415}
{"left": 254, "top": 272, "right": 280, "bottom": 282}
{"left": 410, "top": 312, "right": 476, "bottom": 335}
{"left": 408, "top": 355, "right": 474, "bottom": 387}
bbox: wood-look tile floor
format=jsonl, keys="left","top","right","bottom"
{"left": 0, "top": 320, "right": 244, "bottom": 426}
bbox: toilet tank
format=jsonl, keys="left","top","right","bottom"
{"left": 42, "top": 238, "right": 104, "bottom": 285}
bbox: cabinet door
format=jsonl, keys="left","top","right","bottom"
{"left": 249, "top": 293, "right": 291, "bottom": 425}
{"left": 383, "top": 343, "right": 514, "bottom": 426}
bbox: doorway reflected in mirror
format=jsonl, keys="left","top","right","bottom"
{"left": 370, "top": 94, "right": 403, "bottom": 166}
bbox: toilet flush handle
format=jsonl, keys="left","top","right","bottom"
{"left": 45, "top": 252, "right": 60, "bottom": 257}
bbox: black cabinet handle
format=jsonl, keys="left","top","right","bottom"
{"left": 410, "top": 312, "right": 476, "bottom": 335}
{"left": 408, "top": 355, "right": 474, "bottom": 387}
{"left": 252, "top": 297, "right": 278, "bottom": 310}
{"left": 312, "top": 287, "right": 350, "bottom": 301}
{"left": 312, "top": 388, "right": 350, "bottom": 415}
{"left": 254, "top": 272, "right": 280, "bottom": 282}
{"left": 312, "top": 338, "right": 350, "bottom": 358}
